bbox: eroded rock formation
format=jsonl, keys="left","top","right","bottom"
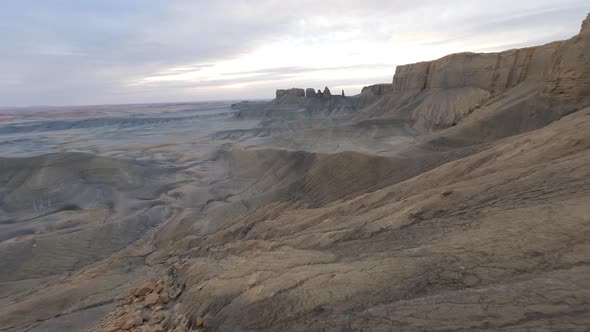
{"left": 391, "top": 46, "right": 560, "bottom": 97}
{"left": 361, "top": 83, "right": 393, "bottom": 96}
{"left": 276, "top": 87, "right": 338, "bottom": 100}
{"left": 363, "top": 14, "right": 590, "bottom": 134}
{"left": 305, "top": 88, "right": 317, "bottom": 98}
{"left": 275, "top": 88, "right": 305, "bottom": 99}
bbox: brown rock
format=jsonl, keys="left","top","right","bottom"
{"left": 136, "top": 282, "right": 156, "bottom": 297}
{"left": 159, "top": 292, "right": 170, "bottom": 304}
{"left": 441, "top": 189, "right": 453, "bottom": 197}
{"left": 144, "top": 292, "right": 159, "bottom": 306}
{"left": 144, "top": 325, "right": 164, "bottom": 332}
{"left": 149, "top": 310, "right": 167, "bottom": 324}
{"left": 135, "top": 309, "right": 150, "bottom": 322}
{"left": 105, "top": 325, "right": 120, "bottom": 332}
{"left": 361, "top": 83, "right": 392, "bottom": 96}
{"left": 170, "top": 286, "right": 182, "bottom": 299}
{"left": 153, "top": 284, "right": 163, "bottom": 294}
{"left": 122, "top": 314, "right": 143, "bottom": 330}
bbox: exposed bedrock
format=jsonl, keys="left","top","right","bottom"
{"left": 24, "top": 13, "right": 589, "bottom": 332}
{"left": 305, "top": 88, "right": 317, "bottom": 98}
{"left": 151, "top": 106, "right": 590, "bottom": 332}
{"left": 275, "top": 88, "right": 305, "bottom": 99}
{"left": 363, "top": 14, "right": 590, "bottom": 136}
{"left": 543, "top": 13, "right": 590, "bottom": 102}
{"left": 361, "top": 83, "right": 393, "bottom": 96}
{"left": 275, "top": 87, "right": 336, "bottom": 100}
{"left": 391, "top": 44, "right": 560, "bottom": 97}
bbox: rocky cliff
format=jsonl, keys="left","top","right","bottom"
{"left": 543, "top": 13, "right": 590, "bottom": 103}
{"left": 361, "top": 83, "right": 393, "bottom": 96}
{"left": 391, "top": 45, "right": 560, "bottom": 97}
{"left": 275, "top": 88, "right": 305, "bottom": 99}
{"left": 366, "top": 13, "right": 590, "bottom": 136}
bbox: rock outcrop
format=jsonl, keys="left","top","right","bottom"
{"left": 391, "top": 45, "right": 561, "bottom": 97}
{"left": 305, "top": 88, "right": 317, "bottom": 98}
{"left": 582, "top": 13, "right": 590, "bottom": 33}
{"left": 361, "top": 83, "right": 392, "bottom": 96}
{"left": 364, "top": 13, "right": 590, "bottom": 135}
{"left": 543, "top": 14, "right": 590, "bottom": 103}
{"left": 275, "top": 87, "right": 337, "bottom": 100}
{"left": 237, "top": 86, "right": 358, "bottom": 118}
{"left": 90, "top": 265, "right": 190, "bottom": 332}
{"left": 275, "top": 88, "right": 305, "bottom": 99}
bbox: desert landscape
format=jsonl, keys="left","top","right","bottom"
{"left": 0, "top": 9, "right": 589, "bottom": 332}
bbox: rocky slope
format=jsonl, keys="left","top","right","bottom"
{"left": 154, "top": 106, "right": 590, "bottom": 331}
{"left": 1, "top": 12, "right": 589, "bottom": 332}
{"left": 86, "top": 16, "right": 590, "bottom": 331}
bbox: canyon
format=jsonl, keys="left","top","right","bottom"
{"left": 0, "top": 13, "right": 589, "bottom": 332}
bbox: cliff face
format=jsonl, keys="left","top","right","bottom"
{"left": 544, "top": 14, "right": 590, "bottom": 102}
{"left": 391, "top": 45, "right": 561, "bottom": 97}
{"left": 276, "top": 88, "right": 305, "bottom": 99}
{"left": 361, "top": 83, "right": 393, "bottom": 96}
{"left": 369, "top": 13, "right": 590, "bottom": 136}
{"left": 274, "top": 87, "right": 335, "bottom": 100}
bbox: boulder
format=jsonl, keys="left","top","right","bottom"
{"left": 144, "top": 292, "right": 159, "bottom": 306}
{"left": 159, "top": 291, "right": 170, "bottom": 304}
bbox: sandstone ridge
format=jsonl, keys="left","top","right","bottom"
{"left": 275, "top": 86, "right": 338, "bottom": 100}
{"left": 362, "top": 14, "right": 590, "bottom": 135}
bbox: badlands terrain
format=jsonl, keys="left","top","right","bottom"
{"left": 0, "top": 13, "right": 589, "bottom": 332}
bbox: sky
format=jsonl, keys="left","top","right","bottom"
{"left": 0, "top": 0, "right": 588, "bottom": 107}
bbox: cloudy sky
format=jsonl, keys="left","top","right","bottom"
{"left": 1, "top": 0, "right": 588, "bottom": 106}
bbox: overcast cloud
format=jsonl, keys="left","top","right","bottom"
{"left": 1, "top": 0, "right": 588, "bottom": 106}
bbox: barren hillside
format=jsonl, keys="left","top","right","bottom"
{"left": 0, "top": 12, "right": 589, "bottom": 332}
